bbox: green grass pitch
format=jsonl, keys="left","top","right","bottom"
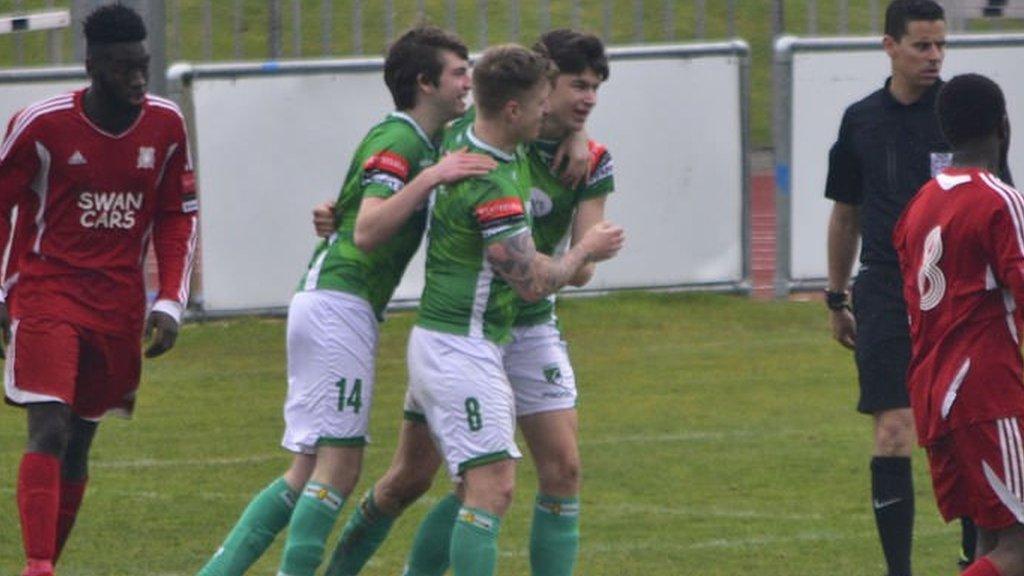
{"left": 0, "top": 292, "right": 963, "bottom": 574}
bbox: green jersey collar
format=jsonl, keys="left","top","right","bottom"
{"left": 533, "top": 138, "right": 562, "bottom": 161}
{"left": 534, "top": 138, "right": 561, "bottom": 150}
{"left": 467, "top": 127, "right": 515, "bottom": 163}
{"left": 389, "top": 111, "right": 435, "bottom": 152}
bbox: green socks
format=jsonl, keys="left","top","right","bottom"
{"left": 530, "top": 494, "right": 580, "bottom": 576}
{"left": 197, "top": 476, "right": 298, "bottom": 576}
{"left": 278, "top": 483, "right": 346, "bottom": 576}
{"left": 323, "top": 489, "right": 396, "bottom": 576}
{"left": 403, "top": 492, "right": 462, "bottom": 576}
{"left": 449, "top": 507, "right": 501, "bottom": 576}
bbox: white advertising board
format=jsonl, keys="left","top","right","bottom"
{"left": 776, "top": 34, "right": 1024, "bottom": 289}
{"left": 180, "top": 43, "right": 750, "bottom": 314}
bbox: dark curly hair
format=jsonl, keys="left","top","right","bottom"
{"left": 84, "top": 3, "right": 147, "bottom": 46}
{"left": 385, "top": 25, "right": 468, "bottom": 110}
{"left": 937, "top": 74, "right": 1006, "bottom": 148}
{"left": 534, "top": 29, "right": 609, "bottom": 81}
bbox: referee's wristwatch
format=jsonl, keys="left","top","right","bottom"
{"left": 825, "top": 289, "right": 851, "bottom": 312}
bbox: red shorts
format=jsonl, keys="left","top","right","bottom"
{"left": 927, "top": 417, "right": 1024, "bottom": 530}
{"left": 4, "top": 316, "right": 142, "bottom": 420}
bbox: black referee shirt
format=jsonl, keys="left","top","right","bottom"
{"left": 825, "top": 78, "right": 951, "bottom": 267}
{"left": 825, "top": 77, "right": 1013, "bottom": 266}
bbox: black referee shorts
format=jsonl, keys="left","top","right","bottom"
{"left": 851, "top": 264, "right": 911, "bottom": 415}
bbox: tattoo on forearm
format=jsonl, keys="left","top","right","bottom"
{"left": 487, "top": 231, "right": 584, "bottom": 299}
{"left": 490, "top": 232, "right": 534, "bottom": 285}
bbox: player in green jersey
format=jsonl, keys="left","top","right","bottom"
{"left": 497, "top": 30, "right": 613, "bottom": 576}
{"left": 195, "top": 26, "right": 496, "bottom": 576}
{"left": 317, "top": 31, "right": 616, "bottom": 576}
{"left": 403, "top": 44, "right": 621, "bottom": 576}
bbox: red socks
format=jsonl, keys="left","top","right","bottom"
{"left": 964, "top": 557, "right": 1004, "bottom": 576}
{"left": 55, "top": 477, "right": 88, "bottom": 561}
{"left": 17, "top": 452, "right": 60, "bottom": 563}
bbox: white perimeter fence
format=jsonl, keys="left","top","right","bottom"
{"left": 0, "top": 40, "right": 751, "bottom": 315}
{"left": 773, "top": 33, "right": 1024, "bottom": 295}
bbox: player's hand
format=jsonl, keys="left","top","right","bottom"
{"left": 0, "top": 302, "right": 9, "bottom": 359}
{"left": 830, "top": 308, "right": 857, "bottom": 350}
{"left": 144, "top": 310, "right": 179, "bottom": 358}
{"left": 578, "top": 221, "right": 625, "bottom": 263}
{"left": 554, "top": 131, "right": 590, "bottom": 188}
{"left": 429, "top": 149, "right": 498, "bottom": 184}
{"left": 312, "top": 201, "right": 336, "bottom": 239}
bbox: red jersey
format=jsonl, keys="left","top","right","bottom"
{"left": 0, "top": 89, "right": 198, "bottom": 335}
{"left": 894, "top": 168, "right": 1024, "bottom": 445}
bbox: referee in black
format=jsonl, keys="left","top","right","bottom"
{"left": 824, "top": 1, "right": 1011, "bottom": 574}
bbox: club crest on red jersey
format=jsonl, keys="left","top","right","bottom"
{"left": 137, "top": 146, "right": 156, "bottom": 169}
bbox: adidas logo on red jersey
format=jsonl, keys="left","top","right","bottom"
{"left": 68, "top": 150, "right": 87, "bottom": 165}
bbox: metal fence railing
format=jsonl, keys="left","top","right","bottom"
{"left": 4, "top": 0, "right": 1023, "bottom": 68}
{"left": 3, "top": 0, "right": 1023, "bottom": 146}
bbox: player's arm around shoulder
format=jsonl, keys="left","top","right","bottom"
{"left": 353, "top": 145, "right": 497, "bottom": 252}
{"left": 553, "top": 129, "right": 592, "bottom": 188}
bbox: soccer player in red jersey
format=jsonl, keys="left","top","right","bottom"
{"left": 0, "top": 5, "right": 198, "bottom": 576}
{"left": 894, "top": 73, "right": 1024, "bottom": 576}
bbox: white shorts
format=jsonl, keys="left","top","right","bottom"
{"left": 281, "top": 290, "right": 378, "bottom": 454}
{"left": 404, "top": 326, "right": 521, "bottom": 478}
{"left": 503, "top": 322, "right": 578, "bottom": 417}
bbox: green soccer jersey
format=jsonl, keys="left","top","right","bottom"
{"left": 513, "top": 137, "right": 616, "bottom": 326}
{"left": 300, "top": 112, "right": 436, "bottom": 319}
{"left": 416, "top": 120, "right": 533, "bottom": 344}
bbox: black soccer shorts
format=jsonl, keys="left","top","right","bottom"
{"left": 852, "top": 264, "right": 912, "bottom": 415}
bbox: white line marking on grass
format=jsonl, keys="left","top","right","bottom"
{"left": 0, "top": 484, "right": 448, "bottom": 507}
{"left": 497, "top": 526, "right": 952, "bottom": 557}
{"left": 78, "top": 431, "right": 797, "bottom": 470}
{"left": 581, "top": 430, "right": 801, "bottom": 445}
{"left": 592, "top": 502, "right": 822, "bottom": 521}
{"left": 91, "top": 453, "right": 284, "bottom": 469}
{"left": 624, "top": 336, "right": 825, "bottom": 354}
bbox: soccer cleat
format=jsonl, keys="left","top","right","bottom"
{"left": 21, "top": 559, "right": 55, "bottom": 576}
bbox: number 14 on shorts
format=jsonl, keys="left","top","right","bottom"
{"left": 336, "top": 378, "right": 363, "bottom": 413}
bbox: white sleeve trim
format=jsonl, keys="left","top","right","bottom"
{"left": 151, "top": 299, "right": 184, "bottom": 325}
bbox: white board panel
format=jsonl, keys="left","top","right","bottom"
{"left": 186, "top": 67, "right": 406, "bottom": 311}
{"left": 181, "top": 45, "right": 748, "bottom": 313}
{"left": 784, "top": 36, "right": 1024, "bottom": 284}
{"left": 582, "top": 54, "right": 745, "bottom": 291}
{"left": 0, "top": 77, "right": 88, "bottom": 133}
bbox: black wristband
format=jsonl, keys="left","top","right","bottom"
{"left": 825, "top": 290, "right": 851, "bottom": 311}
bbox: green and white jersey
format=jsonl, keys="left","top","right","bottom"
{"left": 300, "top": 112, "right": 437, "bottom": 320}
{"left": 416, "top": 119, "right": 533, "bottom": 344}
{"left": 514, "top": 137, "right": 615, "bottom": 326}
